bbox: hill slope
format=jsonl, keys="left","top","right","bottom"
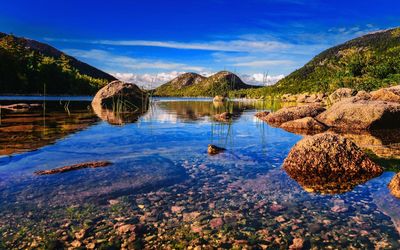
{"left": 154, "top": 71, "right": 257, "bottom": 97}
{"left": 273, "top": 27, "right": 400, "bottom": 94}
{"left": 0, "top": 33, "right": 116, "bottom": 95}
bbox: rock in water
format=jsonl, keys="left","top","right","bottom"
{"left": 317, "top": 97, "right": 400, "bottom": 130}
{"left": 283, "top": 133, "right": 383, "bottom": 194}
{"left": 214, "top": 112, "right": 233, "bottom": 122}
{"left": 388, "top": 173, "right": 400, "bottom": 199}
{"left": 261, "top": 104, "right": 326, "bottom": 126}
{"left": 280, "top": 117, "right": 327, "bottom": 133}
{"left": 208, "top": 144, "right": 226, "bottom": 155}
{"left": 92, "top": 80, "right": 148, "bottom": 112}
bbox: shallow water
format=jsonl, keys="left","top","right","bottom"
{"left": 0, "top": 97, "right": 399, "bottom": 249}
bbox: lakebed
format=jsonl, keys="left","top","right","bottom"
{"left": 0, "top": 97, "right": 399, "bottom": 249}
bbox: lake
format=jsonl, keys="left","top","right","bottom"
{"left": 0, "top": 97, "right": 399, "bottom": 249}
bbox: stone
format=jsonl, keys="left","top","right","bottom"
{"left": 71, "top": 240, "right": 82, "bottom": 248}
{"left": 280, "top": 117, "right": 327, "bottom": 132}
{"left": 214, "top": 112, "right": 233, "bottom": 122}
{"left": 207, "top": 144, "right": 226, "bottom": 155}
{"left": 91, "top": 80, "right": 148, "bottom": 112}
{"left": 289, "top": 238, "right": 304, "bottom": 250}
{"left": 328, "top": 88, "right": 357, "bottom": 104}
{"left": 388, "top": 173, "right": 400, "bottom": 199}
{"left": 117, "top": 224, "right": 136, "bottom": 235}
{"left": 370, "top": 85, "right": 400, "bottom": 103}
{"left": 283, "top": 133, "right": 383, "bottom": 194}
{"left": 317, "top": 98, "right": 400, "bottom": 130}
{"left": 261, "top": 104, "right": 326, "bottom": 126}
{"left": 210, "top": 217, "right": 224, "bottom": 228}
{"left": 171, "top": 206, "right": 184, "bottom": 213}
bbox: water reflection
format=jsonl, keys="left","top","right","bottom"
{"left": 0, "top": 100, "right": 98, "bottom": 156}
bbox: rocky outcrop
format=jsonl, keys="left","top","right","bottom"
{"left": 280, "top": 117, "right": 327, "bottom": 133}
{"left": 213, "top": 112, "right": 232, "bottom": 122}
{"left": 261, "top": 104, "right": 326, "bottom": 126}
{"left": 370, "top": 85, "right": 400, "bottom": 103}
{"left": 328, "top": 88, "right": 357, "bottom": 104}
{"left": 388, "top": 173, "right": 400, "bottom": 199}
{"left": 317, "top": 97, "right": 400, "bottom": 130}
{"left": 92, "top": 80, "right": 148, "bottom": 112}
{"left": 207, "top": 144, "right": 226, "bottom": 155}
{"left": 283, "top": 133, "right": 383, "bottom": 194}
{"left": 35, "top": 161, "right": 111, "bottom": 175}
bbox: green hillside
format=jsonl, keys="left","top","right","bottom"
{"left": 154, "top": 71, "right": 258, "bottom": 97}
{"left": 0, "top": 33, "right": 116, "bottom": 95}
{"left": 231, "top": 27, "right": 400, "bottom": 98}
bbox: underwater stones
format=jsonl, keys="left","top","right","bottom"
{"left": 283, "top": 133, "right": 383, "bottom": 194}
{"left": 207, "top": 144, "right": 226, "bottom": 155}
{"left": 261, "top": 104, "right": 326, "bottom": 126}
{"left": 209, "top": 217, "right": 224, "bottom": 229}
{"left": 388, "top": 173, "right": 400, "bottom": 199}
{"left": 116, "top": 224, "right": 136, "bottom": 235}
{"left": 171, "top": 206, "right": 184, "bottom": 213}
{"left": 213, "top": 112, "right": 232, "bottom": 122}
{"left": 34, "top": 161, "right": 112, "bottom": 175}
{"left": 316, "top": 97, "right": 400, "bottom": 130}
{"left": 289, "top": 238, "right": 304, "bottom": 250}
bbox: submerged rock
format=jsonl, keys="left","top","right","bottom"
{"left": 388, "top": 173, "right": 400, "bottom": 199}
{"left": 283, "top": 133, "right": 383, "bottom": 194}
{"left": 328, "top": 88, "right": 357, "bottom": 104}
{"left": 213, "top": 112, "right": 233, "bottom": 122}
{"left": 207, "top": 144, "right": 226, "bottom": 155}
{"left": 261, "top": 104, "right": 326, "bottom": 126}
{"left": 280, "top": 117, "right": 327, "bottom": 133}
{"left": 92, "top": 80, "right": 148, "bottom": 112}
{"left": 317, "top": 98, "right": 400, "bottom": 130}
{"left": 34, "top": 161, "right": 111, "bottom": 175}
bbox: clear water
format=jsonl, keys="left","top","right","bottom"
{"left": 0, "top": 97, "right": 399, "bottom": 249}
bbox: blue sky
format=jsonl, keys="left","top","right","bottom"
{"left": 1, "top": 0, "right": 399, "bottom": 87}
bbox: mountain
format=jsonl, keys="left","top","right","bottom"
{"left": 0, "top": 32, "right": 116, "bottom": 95}
{"left": 154, "top": 71, "right": 257, "bottom": 97}
{"left": 273, "top": 27, "right": 400, "bottom": 94}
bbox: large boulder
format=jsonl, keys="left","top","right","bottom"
{"left": 261, "top": 104, "right": 326, "bottom": 126}
{"left": 328, "top": 88, "right": 357, "bottom": 104}
{"left": 280, "top": 117, "right": 327, "bottom": 133}
{"left": 370, "top": 85, "right": 400, "bottom": 103}
{"left": 283, "top": 133, "right": 383, "bottom": 194}
{"left": 317, "top": 97, "right": 400, "bottom": 130}
{"left": 388, "top": 173, "right": 400, "bottom": 199}
{"left": 92, "top": 80, "right": 148, "bottom": 112}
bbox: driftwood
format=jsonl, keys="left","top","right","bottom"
{"left": 34, "top": 161, "right": 112, "bottom": 175}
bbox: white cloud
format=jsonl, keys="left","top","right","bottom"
{"left": 48, "top": 38, "right": 290, "bottom": 53}
{"left": 241, "top": 73, "right": 285, "bottom": 86}
{"left": 63, "top": 49, "right": 206, "bottom": 72}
